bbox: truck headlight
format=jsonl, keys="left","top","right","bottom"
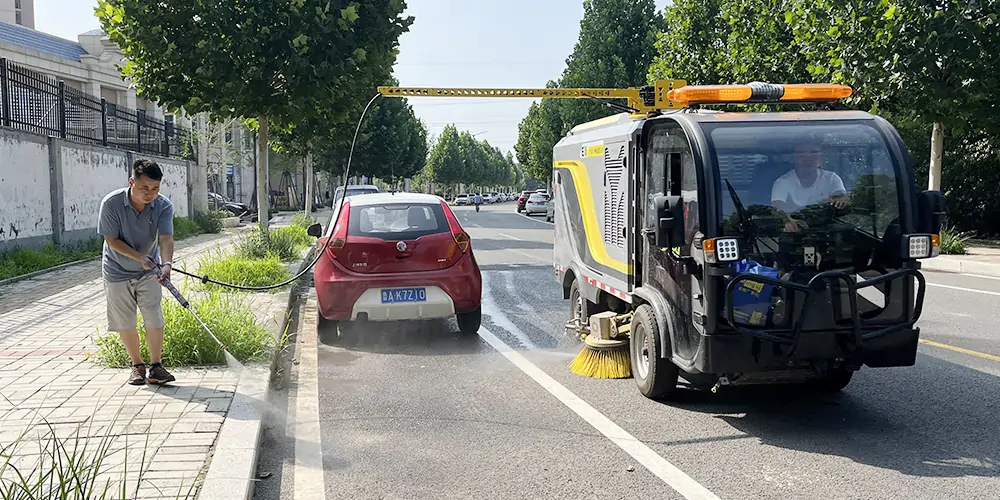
{"left": 905, "top": 234, "right": 938, "bottom": 259}
{"left": 704, "top": 237, "right": 740, "bottom": 263}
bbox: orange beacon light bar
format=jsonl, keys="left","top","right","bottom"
{"left": 667, "top": 83, "right": 853, "bottom": 106}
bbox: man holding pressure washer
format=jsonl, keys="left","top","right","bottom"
{"left": 98, "top": 159, "right": 177, "bottom": 386}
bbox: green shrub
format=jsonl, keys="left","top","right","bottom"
{"left": 195, "top": 247, "right": 293, "bottom": 292}
{"left": 92, "top": 287, "right": 277, "bottom": 368}
{"left": 940, "top": 226, "right": 973, "bottom": 255}
{"left": 173, "top": 216, "right": 203, "bottom": 240}
{"left": 290, "top": 213, "right": 314, "bottom": 229}
{"left": 193, "top": 210, "right": 227, "bottom": 234}
{"left": 0, "top": 238, "right": 102, "bottom": 281}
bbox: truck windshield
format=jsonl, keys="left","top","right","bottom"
{"left": 707, "top": 120, "right": 903, "bottom": 270}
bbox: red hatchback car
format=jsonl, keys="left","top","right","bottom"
{"left": 308, "top": 193, "right": 483, "bottom": 334}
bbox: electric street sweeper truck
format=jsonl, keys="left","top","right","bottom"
{"left": 378, "top": 81, "right": 947, "bottom": 400}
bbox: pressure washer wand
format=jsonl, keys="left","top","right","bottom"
{"left": 144, "top": 256, "right": 235, "bottom": 359}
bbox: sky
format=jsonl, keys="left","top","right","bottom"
{"left": 34, "top": 0, "right": 670, "bottom": 155}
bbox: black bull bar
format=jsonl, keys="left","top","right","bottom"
{"left": 723, "top": 268, "right": 926, "bottom": 358}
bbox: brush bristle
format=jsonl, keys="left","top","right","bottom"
{"left": 569, "top": 345, "right": 631, "bottom": 379}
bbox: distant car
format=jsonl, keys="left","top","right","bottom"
{"left": 525, "top": 192, "right": 549, "bottom": 216}
{"left": 516, "top": 190, "right": 533, "bottom": 212}
{"left": 545, "top": 198, "right": 554, "bottom": 222}
{"left": 310, "top": 193, "right": 483, "bottom": 335}
{"left": 454, "top": 194, "right": 469, "bottom": 205}
{"left": 332, "top": 184, "right": 380, "bottom": 205}
{"left": 208, "top": 192, "right": 251, "bottom": 218}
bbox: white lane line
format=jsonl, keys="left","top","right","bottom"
{"left": 477, "top": 325, "right": 722, "bottom": 500}
{"left": 294, "top": 299, "right": 326, "bottom": 499}
{"left": 481, "top": 272, "right": 537, "bottom": 349}
{"left": 927, "top": 282, "right": 1000, "bottom": 297}
{"left": 516, "top": 211, "right": 554, "bottom": 225}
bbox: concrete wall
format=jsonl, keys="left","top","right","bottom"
{"left": 0, "top": 126, "right": 199, "bottom": 250}
{"left": 0, "top": 130, "right": 51, "bottom": 249}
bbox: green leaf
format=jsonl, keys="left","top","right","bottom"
{"left": 341, "top": 5, "right": 360, "bottom": 23}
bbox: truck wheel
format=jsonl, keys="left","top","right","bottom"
{"left": 630, "top": 304, "right": 679, "bottom": 399}
{"left": 568, "top": 280, "right": 594, "bottom": 336}
{"left": 806, "top": 369, "right": 853, "bottom": 393}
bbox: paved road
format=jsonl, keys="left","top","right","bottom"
{"left": 254, "top": 201, "right": 1000, "bottom": 500}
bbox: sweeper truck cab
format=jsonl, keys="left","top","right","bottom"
{"left": 552, "top": 83, "right": 947, "bottom": 399}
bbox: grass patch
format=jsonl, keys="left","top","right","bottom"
{"left": 235, "top": 224, "right": 310, "bottom": 262}
{"left": 195, "top": 247, "right": 293, "bottom": 293}
{"left": 193, "top": 210, "right": 227, "bottom": 234}
{"left": 0, "top": 403, "right": 197, "bottom": 499}
{"left": 173, "top": 216, "right": 203, "bottom": 240}
{"left": 0, "top": 238, "right": 102, "bottom": 281}
{"left": 91, "top": 286, "right": 277, "bottom": 368}
{"left": 940, "top": 226, "right": 973, "bottom": 255}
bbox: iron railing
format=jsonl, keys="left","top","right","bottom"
{"left": 0, "top": 57, "right": 194, "bottom": 160}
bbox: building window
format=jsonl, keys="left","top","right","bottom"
{"left": 15, "top": 0, "right": 21, "bottom": 9}
{"left": 15, "top": 11, "right": 22, "bottom": 25}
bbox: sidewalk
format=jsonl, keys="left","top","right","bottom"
{"left": 920, "top": 246, "right": 1000, "bottom": 277}
{"left": 0, "top": 222, "right": 297, "bottom": 499}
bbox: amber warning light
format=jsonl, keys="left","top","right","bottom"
{"left": 668, "top": 83, "right": 853, "bottom": 106}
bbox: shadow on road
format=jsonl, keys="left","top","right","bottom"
{"left": 663, "top": 354, "right": 1000, "bottom": 479}
{"left": 473, "top": 238, "right": 553, "bottom": 251}
{"left": 318, "top": 318, "right": 486, "bottom": 356}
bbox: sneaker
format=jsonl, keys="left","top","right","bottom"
{"left": 128, "top": 364, "right": 146, "bottom": 386}
{"left": 146, "top": 363, "right": 176, "bottom": 385}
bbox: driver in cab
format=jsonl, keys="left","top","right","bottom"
{"left": 770, "top": 139, "right": 850, "bottom": 232}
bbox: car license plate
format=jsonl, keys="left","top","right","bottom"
{"left": 381, "top": 287, "right": 427, "bottom": 304}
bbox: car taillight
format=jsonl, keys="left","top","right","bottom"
{"left": 440, "top": 200, "right": 471, "bottom": 253}
{"left": 326, "top": 201, "right": 351, "bottom": 256}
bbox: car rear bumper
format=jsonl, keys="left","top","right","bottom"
{"left": 525, "top": 205, "right": 547, "bottom": 214}
{"left": 350, "top": 286, "right": 456, "bottom": 321}
{"left": 315, "top": 254, "right": 482, "bottom": 322}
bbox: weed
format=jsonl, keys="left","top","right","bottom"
{"left": 235, "top": 225, "right": 308, "bottom": 262}
{"left": 940, "top": 226, "right": 973, "bottom": 255}
{"left": 193, "top": 210, "right": 227, "bottom": 234}
{"left": 195, "top": 247, "right": 293, "bottom": 292}
{"left": 91, "top": 286, "right": 276, "bottom": 368}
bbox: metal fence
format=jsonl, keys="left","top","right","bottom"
{"left": 0, "top": 57, "right": 194, "bottom": 160}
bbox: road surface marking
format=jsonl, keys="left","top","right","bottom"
{"left": 294, "top": 299, "right": 326, "bottom": 499}
{"left": 481, "top": 272, "right": 537, "bottom": 349}
{"left": 516, "top": 212, "right": 554, "bottom": 225}
{"left": 477, "top": 325, "right": 721, "bottom": 500}
{"left": 498, "top": 232, "right": 522, "bottom": 240}
{"left": 927, "top": 282, "right": 1000, "bottom": 296}
{"left": 920, "top": 339, "right": 1000, "bottom": 362}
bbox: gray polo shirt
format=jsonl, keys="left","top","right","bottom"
{"left": 97, "top": 187, "right": 174, "bottom": 283}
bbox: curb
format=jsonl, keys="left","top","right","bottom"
{"left": 198, "top": 243, "right": 314, "bottom": 500}
{"left": 919, "top": 257, "right": 1000, "bottom": 278}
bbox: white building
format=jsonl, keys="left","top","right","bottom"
{"left": 0, "top": 0, "right": 34, "bottom": 29}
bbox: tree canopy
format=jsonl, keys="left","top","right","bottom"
{"left": 424, "top": 125, "right": 519, "bottom": 190}
{"left": 515, "top": 0, "right": 664, "bottom": 182}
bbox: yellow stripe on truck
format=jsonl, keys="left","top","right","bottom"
{"left": 555, "top": 160, "right": 632, "bottom": 275}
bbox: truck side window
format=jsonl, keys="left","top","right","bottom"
{"left": 659, "top": 125, "right": 698, "bottom": 257}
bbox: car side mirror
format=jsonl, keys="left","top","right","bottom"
{"left": 307, "top": 223, "right": 323, "bottom": 238}
{"left": 916, "top": 190, "right": 946, "bottom": 234}
{"left": 653, "top": 195, "right": 683, "bottom": 248}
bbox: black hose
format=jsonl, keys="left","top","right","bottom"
{"left": 169, "top": 92, "right": 383, "bottom": 291}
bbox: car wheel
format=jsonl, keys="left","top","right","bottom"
{"left": 317, "top": 311, "right": 338, "bottom": 344}
{"left": 630, "top": 304, "right": 679, "bottom": 399}
{"left": 457, "top": 307, "right": 482, "bottom": 335}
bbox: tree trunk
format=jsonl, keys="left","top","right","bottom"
{"left": 257, "top": 116, "right": 271, "bottom": 232}
{"left": 192, "top": 113, "right": 209, "bottom": 215}
{"left": 928, "top": 122, "right": 944, "bottom": 191}
{"left": 305, "top": 145, "right": 314, "bottom": 217}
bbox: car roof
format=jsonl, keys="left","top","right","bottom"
{"left": 345, "top": 192, "right": 446, "bottom": 207}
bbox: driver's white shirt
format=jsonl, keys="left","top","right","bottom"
{"left": 770, "top": 169, "right": 846, "bottom": 210}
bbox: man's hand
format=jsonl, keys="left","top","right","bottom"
{"left": 828, "top": 194, "right": 850, "bottom": 210}
{"left": 158, "top": 263, "right": 171, "bottom": 283}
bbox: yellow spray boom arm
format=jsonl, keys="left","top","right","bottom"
{"left": 377, "top": 79, "right": 689, "bottom": 113}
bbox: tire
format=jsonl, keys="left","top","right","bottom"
{"left": 568, "top": 280, "right": 591, "bottom": 335}
{"left": 806, "top": 369, "right": 853, "bottom": 393}
{"left": 630, "top": 304, "right": 679, "bottom": 399}
{"left": 457, "top": 307, "right": 482, "bottom": 335}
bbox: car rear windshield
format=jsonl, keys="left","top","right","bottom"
{"left": 348, "top": 203, "right": 449, "bottom": 239}
{"left": 528, "top": 194, "right": 548, "bottom": 201}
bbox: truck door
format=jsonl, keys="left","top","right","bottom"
{"left": 641, "top": 123, "right": 699, "bottom": 359}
